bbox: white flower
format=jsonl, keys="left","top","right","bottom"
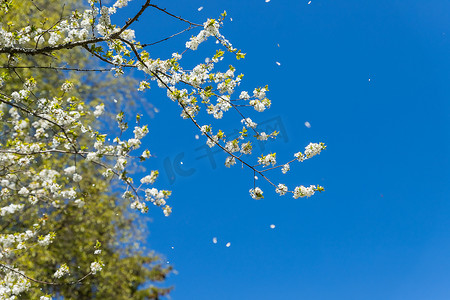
{"left": 304, "top": 142, "right": 325, "bottom": 159}
{"left": 249, "top": 187, "right": 264, "bottom": 200}
{"left": 86, "top": 152, "right": 99, "bottom": 162}
{"left": 61, "top": 81, "right": 74, "bottom": 92}
{"left": 94, "top": 249, "right": 102, "bottom": 255}
{"left": 172, "top": 52, "right": 182, "bottom": 60}
{"left": 206, "top": 135, "right": 218, "bottom": 148}
{"left": 93, "top": 104, "right": 105, "bottom": 117}
{"left": 130, "top": 200, "right": 147, "bottom": 213}
{"left": 140, "top": 170, "right": 158, "bottom": 184}
{"left": 18, "top": 187, "right": 29, "bottom": 195}
{"left": 200, "top": 125, "right": 211, "bottom": 134}
{"left": 72, "top": 173, "right": 82, "bottom": 182}
{"left": 258, "top": 153, "right": 276, "bottom": 167}
{"left": 257, "top": 132, "right": 269, "bottom": 141}
{"left": 241, "top": 118, "right": 257, "bottom": 128}
{"left": 53, "top": 264, "right": 69, "bottom": 278}
{"left": 1, "top": 203, "right": 24, "bottom": 216}
{"left": 127, "top": 138, "right": 141, "bottom": 149}
{"left": 240, "top": 142, "right": 252, "bottom": 155}
{"left": 239, "top": 91, "right": 250, "bottom": 100}
{"left": 225, "top": 140, "right": 240, "bottom": 153}
{"left": 225, "top": 156, "right": 236, "bottom": 167}
{"left": 275, "top": 184, "right": 288, "bottom": 195}
{"left": 294, "top": 151, "right": 304, "bottom": 162}
{"left": 250, "top": 100, "right": 266, "bottom": 112}
{"left": 163, "top": 205, "right": 172, "bottom": 216}
{"left": 90, "top": 261, "right": 103, "bottom": 274}
{"left": 138, "top": 80, "right": 150, "bottom": 91}
{"left": 281, "top": 164, "right": 290, "bottom": 174}
{"left": 114, "top": 157, "right": 127, "bottom": 171}
{"left": 253, "top": 87, "right": 267, "bottom": 99}
{"left": 102, "top": 168, "right": 114, "bottom": 179}
{"left": 11, "top": 91, "right": 22, "bottom": 101}
{"left": 38, "top": 233, "right": 54, "bottom": 246}
{"left": 133, "top": 126, "right": 149, "bottom": 139}
{"left": 141, "top": 149, "right": 151, "bottom": 158}
{"left": 293, "top": 185, "right": 316, "bottom": 199}
{"left": 74, "top": 199, "right": 85, "bottom": 208}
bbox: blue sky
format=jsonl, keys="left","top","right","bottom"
{"left": 122, "top": 0, "right": 450, "bottom": 299}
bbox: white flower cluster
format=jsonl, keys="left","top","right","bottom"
{"left": 90, "top": 262, "right": 103, "bottom": 274}
{"left": 38, "top": 233, "right": 55, "bottom": 247}
{"left": 144, "top": 188, "right": 171, "bottom": 209}
{"left": 140, "top": 170, "right": 159, "bottom": 184}
{"left": 0, "top": 267, "right": 31, "bottom": 300}
{"left": 61, "top": 81, "right": 74, "bottom": 93}
{"left": 225, "top": 156, "right": 236, "bottom": 167}
{"left": 241, "top": 118, "right": 257, "bottom": 129}
{"left": 275, "top": 184, "right": 288, "bottom": 195}
{"left": 249, "top": 87, "right": 271, "bottom": 112}
{"left": 293, "top": 185, "right": 317, "bottom": 199}
{"left": 281, "top": 164, "right": 290, "bottom": 174}
{"left": 0, "top": 203, "right": 24, "bottom": 216}
{"left": 249, "top": 187, "right": 264, "bottom": 200}
{"left": 295, "top": 142, "right": 326, "bottom": 162}
{"left": 53, "top": 264, "right": 70, "bottom": 278}
{"left": 258, "top": 153, "right": 277, "bottom": 167}
{"left": 93, "top": 104, "right": 105, "bottom": 117}
{"left": 186, "top": 19, "right": 221, "bottom": 50}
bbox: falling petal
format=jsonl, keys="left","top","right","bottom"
{"left": 276, "top": 61, "right": 281, "bottom": 66}
{"left": 308, "top": 1, "right": 312, "bottom": 4}
{"left": 270, "top": 224, "right": 276, "bottom": 229}
{"left": 198, "top": 6, "right": 203, "bottom": 11}
{"left": 226, "top": 242, "right": 231, "bottom": 247}
{"left": 213, "top": 237, "right": 217, "bottom": 244}
{"left": 305, "top": 121, "right": 311, "bottom": 128}
{"left": 195, "top": 134, "right": 199, "bottom": 140}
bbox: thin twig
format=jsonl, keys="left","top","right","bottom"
{"left": 0, "top": 263, "right": 93, "bottom": 286}
{"left": 148, "top": 4, "right": 202, "bottom": 27}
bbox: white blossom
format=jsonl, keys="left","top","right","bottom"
{"left": 281, "top": 164, "right": 290, "bottom": 174}
{"left": 225, "top": 156, "right": 236, "bottom": 167}
{"left": 241, "top": 117, "right": 257, "bottom": 128}
{"left": 93, "top": 103, "right": 105, "bottom": 117}
{"left": 72, "top": 173, "right": 82, "bottom": 182}
{"left": 140, "top": 170, "right": 158, "bottom": 184}
{"left": 293, "top": 185, "right": 316, "bottom": 199}
{"left": 53, "top": 264, "right": 69, "bottom": 278}
{"left": 249, "top": 187, "right": 264, "bottom": 200}
{"left": 258, "top": 153, "right": 276, "bottom": 167}
{"left": 275, "top": 184, "right": 288, "bottom": 195}
{"left": 90, "top": 262, "right": 103, "bottom": 274}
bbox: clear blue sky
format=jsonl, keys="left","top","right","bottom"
{"left": 123, "top": 0, "right": 450, "bottom": 299}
